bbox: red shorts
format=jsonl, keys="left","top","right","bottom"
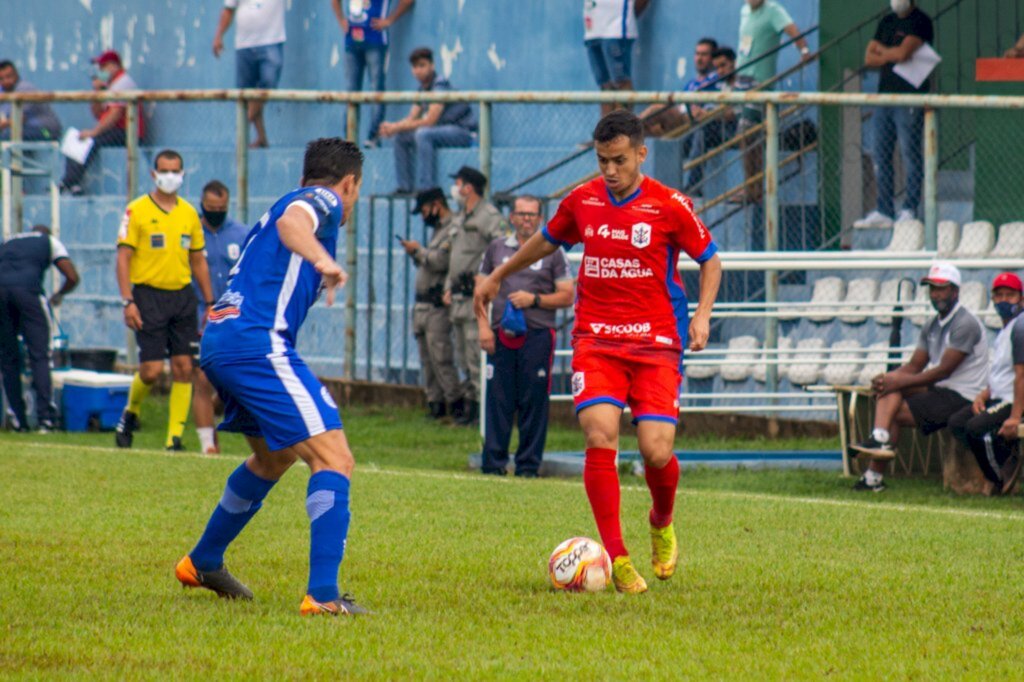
{"left": 570, "top": 339, "right": 681, "bottom": 424}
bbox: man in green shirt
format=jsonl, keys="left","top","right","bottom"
{"left": 736, "top": 0, "right": 810, "bottom": 87}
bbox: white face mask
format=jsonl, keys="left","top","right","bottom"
{"left": 450, "top": 183, "right": 465, "bottom": 207}
{"left": 891, "top": 0, "right": 912, "bottom": 14}
{"left": 154, "top": 171, "right": 184, "bottom": 194}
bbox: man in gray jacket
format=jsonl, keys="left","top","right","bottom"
{"left": 401, "top": 187, "right": 462, "bottom": 421}
{"left": 851, "top": 263, "right": 989, "bottom": 492}
{"left": 443, "top": 166, "right": 508, "bottom": 426}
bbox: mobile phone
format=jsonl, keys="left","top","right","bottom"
{"left": 395, "top": 235, "right": 405, "bottom": 242}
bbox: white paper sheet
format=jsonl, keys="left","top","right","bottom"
{"left": 893, "top": 43, "right": 942, "bottom": 90}
{"left": 60, "top": 127, "right": 95, "bottom": 165}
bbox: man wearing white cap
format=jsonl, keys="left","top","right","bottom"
{"left": 851, "top": 262, "right": 988, "bottom": 491}
{"left": 948, "top": 272, "right": 1024, "bottom": 494}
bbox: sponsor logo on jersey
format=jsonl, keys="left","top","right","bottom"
{"left": 631, "top": 222, "right": 652, "bottom": 249}
{"left": 635, "top": 203, "right": 661, "bottom": 215}
{"left": 589, "top": 322, "right": 652, "bottom": 336}
{"left": 581, "top": 196, "right": 606, "bottom": 207}
{"left": 571, "top": 371, "right": 585, "bottom": 396}
{"left": 597, "top": 224, "right": 610, "bottom": 239}
{"left": 655, "top": 335, "right": 674, "bottom": 345}
{"left": 118, "top": 210, "right": 131, "bottom": 241}
{"left": 582, "top": 256, "right": 654, "bottom": 279}
{"left": 180, "top": 234, "right": 191, "bottom": 249}
{"left": 207, "top": 291, "right": 244, "bottom": 324}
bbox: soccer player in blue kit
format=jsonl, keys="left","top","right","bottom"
{"left": 174, "top": 138, "right": 368, "bottom": 616}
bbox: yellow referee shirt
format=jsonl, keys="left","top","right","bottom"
{"left": 117, "top": 194, "right": 205, "bottom": 291}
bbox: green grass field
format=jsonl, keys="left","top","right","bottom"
{"left": 3, "top": 401, "right": 1024, "bottom": 678}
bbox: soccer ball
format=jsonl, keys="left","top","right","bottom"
{"left": 547, "top": 537, "right": 612, "bottom": 592}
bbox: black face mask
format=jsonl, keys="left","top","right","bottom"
{"left": 203, "top": 208, "right": 227, "bottom": 228}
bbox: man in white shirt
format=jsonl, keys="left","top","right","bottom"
{"left": 583, "top": 0, "right": 651, "bottom": 119}
{"left": 949, "top": 273, "right": 1024, "bottom": 494}
{"left": 213, "top": 0, "right": 287, "bottom": 148}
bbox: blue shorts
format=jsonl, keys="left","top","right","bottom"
{"left": 585, "top": 38, "right": 634, "bottom": 87}
{"left": 201, "top": 348, "right": 342, "bottom": 452}
{"left": 236, "top": 43, "right": 284, "bottom": 89}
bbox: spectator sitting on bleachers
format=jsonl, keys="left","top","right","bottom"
{"left": 60, "top": 50, "right": 143, "bottom": 196}
{"left": 949, "top": 273, "right": 1024, "bottom": 495}
{"left": 379, "top": 47, "right": 476, "bottom": 194}
{"left": 0, "top": 60, "right": 62, "bottom": 142}
{"left": 584, "top": 0, "right": 651, "bottom": 119}
{"left": 853, "top": 0, "right": 934, "bottom": 229}
{"left": 638, "top": 38, "right": 719, "bottom": 139}
{"left": 712, "top": 47, "right": 763, "bottom": 204}
{"left": 850, "top": 263, "right": 989, "bottom": 492}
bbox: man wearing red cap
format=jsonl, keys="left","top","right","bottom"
{"left": 851, "top": 262, "right": 989, "bottom": 492}
{"left": 948, "top": 272, "right": 1024, "bottom": 494}
{"left": 60, "top": 50, "right": 142, "bottom": 196}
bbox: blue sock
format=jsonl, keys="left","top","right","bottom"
{"left": 190, "top": 463, "right": 277, "bottom": 572}
{"left": 306, "top": 470, "right": 351, "bottom": 603}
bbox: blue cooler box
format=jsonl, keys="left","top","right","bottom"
{"left": 54, "top": 370, "right": 133, "bottom": 432}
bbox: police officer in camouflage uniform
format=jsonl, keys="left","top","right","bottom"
{"left": 401, "top": 188, "right": 462, "bottom": 421}
{"left": 443, "top": 166, "right": 508, "bottom": 426}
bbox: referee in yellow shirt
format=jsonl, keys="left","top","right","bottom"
{"left": 115, "top": 149, "right": 214, "bottom": 450}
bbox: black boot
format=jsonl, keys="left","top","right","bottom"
{"left": 425, "top": 401, "right": 447, "bottom": 420}
{"left": 448, "top": 398, "right": 466, "bottom": 422}
{"left": 455, "top": 400, "right": 479, "bottom": 426}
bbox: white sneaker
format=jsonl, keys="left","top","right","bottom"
{"left": 895, "top": 209, "right": 916, "bottom": 223}
{"left": 853, "top": 211, "right": 894, "bottom": 229}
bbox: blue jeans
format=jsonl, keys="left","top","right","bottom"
{"left": 236, "top": 43, "right": 284, "bottom": 88}
{"left": 872, "top": 105, "right": 923, "bottom": 217}
{"left": 345, "top": 44, "right": 387, "bottom": 140}
{"left": 394, "top": 125, "right": 473, "bottom": 192}
{"left": 584, "top": 38, "right": 635, "bottom": 87}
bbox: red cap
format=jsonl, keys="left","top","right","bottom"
{"left": 992, "top": 272, "right": 1023, "bottom": 293}
{"left": 91, "top": 50, "right": 122, "bottom": 67}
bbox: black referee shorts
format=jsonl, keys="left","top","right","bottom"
{"left": 905, "top": 386, "right": 971, "bottom": 436}
{"left": 133, "top": 284, "right": 199, "bottom": 363}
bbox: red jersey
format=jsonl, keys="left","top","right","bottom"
{"left": 542, "top": 175, "right": 717, "bottom": 352}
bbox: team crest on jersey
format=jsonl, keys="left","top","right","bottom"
{"left": 584, "top": 226, "right": 594, "bottom": 238}
{"left": 571, "top": 372, "right": 585, "bottom": 397}
{"left": 631, "top": 222, "right": 652, "bottom": 249}
{"left": 227, "top": 243, "right": 241, "bottom": 260}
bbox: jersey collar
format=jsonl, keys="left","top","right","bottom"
{"left": 604, "top": 176, "right": 645, "bottom": 207}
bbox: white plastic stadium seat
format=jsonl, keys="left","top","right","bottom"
{"left": 857, "top": 342, "right": 890, "bottom": 386}
{"left": 884, "top": 219, "right": 925, "bottom": 252}
{"left": 909, "top": 284, "right": 931, "bottom": 326}
{"left": 937, "top": 220, "right": 960, "bottom": 257}
{"left": 839, "top": 277, "right": 880, "bottom": 324}
{"left": 953, "top": 221, "right": 995, "bottom": 258}
{"left": 686, "top": 344, "right": 720, "bottom": 380}
{"left": 786, "top": 338, "right": 826, "bottom": 386}
{"left": 806, "top": 277, "right": 846, "bottom": 323}
{"left": 874, "top": 278, "right": 915, "bottom": 326}
{"left": 720, "top": 336, "right": 759, "bottom": 382}
{"left": 990, "top": 222, "right": 1024, "bottom": 258}
{"left": 822, "top": 340, "right": 864, "bottom": 386}
{"left": 959, "top": 280, "right": 987, "bottom": 315}
{"left": 753, "top": 336, "right": 794, "bottom": 383}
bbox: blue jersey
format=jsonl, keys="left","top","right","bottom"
{"left": 202, "top": 186, "right": 343, "bottom": 358}
{"left": 346, "top": 0, "right": 391, "bottom": 48}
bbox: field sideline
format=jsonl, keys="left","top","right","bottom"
{"left": 4, "top": 406, "right": 1024, "bottom": 678}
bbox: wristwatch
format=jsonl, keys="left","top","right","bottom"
{"left": 205, "top": 300, "right": 215, "bottom": 307}
{"left": 122, "top": 298, "right": 134, "bottom": 308}
{"left": 532, "top": 294, "right": 541, "bottom": 308}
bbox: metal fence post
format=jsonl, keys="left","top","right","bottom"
{"left": 478, "top": 100, "right": 492, "bottom": 201}
{"left": 344, "top": 102, "right": 360, "bottom": 381}
{"left": 10, "top": 101, "right": 24, "bottom": 232}
{"left": 923, "top": 106, "right": 938, "bottom": 250}
{"left": 125, "top": 99, "right": 139, "bottom": 202}
{"left": 764, "top": 101, "right": 780, "bottom": 430}
{"left": 235, "top": 98, "right": 249, "bottom": 224}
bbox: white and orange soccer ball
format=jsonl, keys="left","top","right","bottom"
{"left": 547, "top": 537, "right": 612, "bottom": 592}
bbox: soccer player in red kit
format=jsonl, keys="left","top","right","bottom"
{"left": 475, "top": 110, "right": 722, "bottom": 593}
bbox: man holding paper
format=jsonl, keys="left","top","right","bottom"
{"left": 854, "top": 0, "right": 934, "bottom": 230}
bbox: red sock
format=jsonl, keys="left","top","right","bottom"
{"left": 645, "top": 455, "right": 679, "bottom": 528}
{"left": 583, "top": 448, "right": 627, "bottom": 560}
